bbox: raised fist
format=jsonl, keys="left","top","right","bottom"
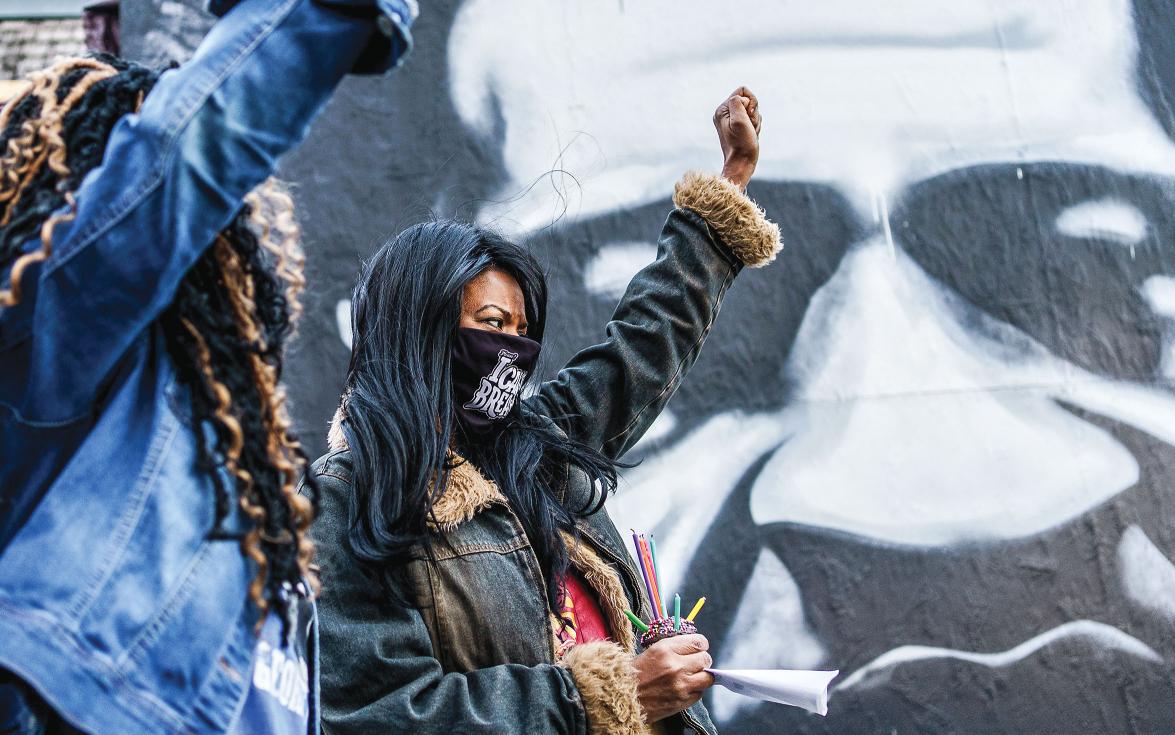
{"left": 713, "top": 86, "right": 761, "bottom": 190}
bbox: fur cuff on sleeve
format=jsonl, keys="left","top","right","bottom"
{"left": 673, "top": 171, "right": 782, "bottom": 268}
{"left": 559, "top": 642, "right": 652, "bottom": 735}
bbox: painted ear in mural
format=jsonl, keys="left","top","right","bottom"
{"left": 714, "top": 86, "right": 761, "bottom": 190}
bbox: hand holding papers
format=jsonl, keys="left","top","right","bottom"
{"left": 705, "top": 668, "right": 840, "bottom": 716}
{"left": 624, "top": 531, "right": 838, "bottom": 717}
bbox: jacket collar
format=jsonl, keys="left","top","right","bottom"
{"left": 328, "top": 404, "right": 636, "bottom": 648}
{"left": 328, "top": 404, "right": 506, "bottom": 531}
{"left": 430, "top": 456, "right": 506, "bottom": 531}
{"left": 327, "top": 404, "right": 348, "bottom": 452}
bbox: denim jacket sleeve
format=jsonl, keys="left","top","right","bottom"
{"left": 525, "top": 172, "right": 783, "bottom": 460}
{"left": 15, "top": 0, "right": 412, "bottom": 423}
{"left": 207, "top": 0, "right": 415, "bottom": 74}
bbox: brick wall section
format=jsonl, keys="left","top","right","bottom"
{"left": 0, "top": 18, "right": 86, "bottom": 80}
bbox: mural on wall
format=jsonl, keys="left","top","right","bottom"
{"left": 127, "top": 0, "right": 1175, "bottom": 731}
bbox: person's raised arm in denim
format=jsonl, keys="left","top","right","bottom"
{"left": 0, "top": 6, "right": 415, "bottom": 732}
{"left": 1, "top": 0, "right": 413, "bottom": 424}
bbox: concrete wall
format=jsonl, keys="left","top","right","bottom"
{"left": 0, "top": 17, "right": 84, "bottom": 79}
{"left": 125, "top": 1, "right": 1175, "bottom": 731}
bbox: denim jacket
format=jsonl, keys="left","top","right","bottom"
{"left": 0, "top": 1, "right": 412, "bottom": 733}
{"left": 312, "top": 174, "right": 783, "bottom": 735}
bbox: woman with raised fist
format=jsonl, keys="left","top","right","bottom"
{"left": 313, "top": 87, "right": 778, "bottom": 735}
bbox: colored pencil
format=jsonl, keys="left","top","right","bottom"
{"left": 624, "top": 609, "right": 650, "bottom": 632}
{"left": 639, "top": 535, "right": 664, "bottom": 617}
{"left": 632, "top": 531, "right": 658, "bottom": 618}
{"left": 650, "top": 534, "right": 667, "bottom": 616}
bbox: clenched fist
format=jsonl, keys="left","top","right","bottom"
{"left": 713, "top": 86, "right": 762, "bottom": 191}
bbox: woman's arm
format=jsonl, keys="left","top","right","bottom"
{"left": 525, "top": 89, "right": 779, "bottom": 459}
{"left": 320, "top": 579, "right": 641, "bottom": 735}
{"left": 21, "top": 0, "right": 413, "bottom": 422}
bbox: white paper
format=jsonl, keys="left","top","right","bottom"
{"left": 705, "top": 668, "right": 840, "bottom": 716}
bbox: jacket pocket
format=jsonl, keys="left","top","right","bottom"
{"left": 415, "top": 511, "right": 555, "bottom": 673}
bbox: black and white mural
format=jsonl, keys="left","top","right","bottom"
{"left": 127, "top": 1, "right": 1175, "bottom": 731}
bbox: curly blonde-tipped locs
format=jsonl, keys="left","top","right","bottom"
{"left": 180, "top": 315, "right": 273, "bottom": 621}
{"left": 244, "top": 180, "right": 307, "bottom": 323}
{"left": 0, "top": 59, "right": 116, "bottom": 307}
{"left": 213, "top": 231, "right": 317, "bottom": 599}
{"left": 0, "top": 56, "right": 317, "bottom": 628}
{"left": 240, "top": 183, "right": 314, "bottom": 571}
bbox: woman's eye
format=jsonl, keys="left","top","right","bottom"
{"left": 483, "top": 318, "right": 503, "bottom": 329}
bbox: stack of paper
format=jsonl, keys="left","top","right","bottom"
{"left": 705, "top": 668, "right": 840, "bottom": 716}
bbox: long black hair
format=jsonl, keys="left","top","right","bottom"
{"left": 338, "top": 221, "right": 619, "bottom": 610}
{"left": 0, "top": 55, "right": 317, "bottom": 626}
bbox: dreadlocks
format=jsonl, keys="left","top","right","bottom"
{"left": 0, "top": 55, "right": 319, "bottom": 626}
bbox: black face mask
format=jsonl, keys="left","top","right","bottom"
{"left": 451, "top": 327, "right": 541, "bottom": 436}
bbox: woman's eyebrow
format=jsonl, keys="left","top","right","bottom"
{"left": 475, "top": 303, "right": 511, "bottom": 318}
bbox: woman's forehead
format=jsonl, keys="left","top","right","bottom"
{"left": 463, "top": 268, "right": 525, "bottom": 309}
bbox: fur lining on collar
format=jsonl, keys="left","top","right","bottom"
{"left": 327, "top": 403, "right": 348, "bottom": 452}
{"left": 430, "top": 457, "right": 505, "bottom": 531}
{"left": 329, "top": 408, "right": 637, "bottom": 646}
{"left": 327, "top": 406, "right": 505, "bottom": 531}
{"left": 562, "top": 531, "right": 638, "bottom": 652}
{"left": 673, "top": 170, "right": 783, "bottom": 268}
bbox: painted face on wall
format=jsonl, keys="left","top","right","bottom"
{"left": 444, "top": 0, "right": 1175, "bottom": 730}
{"left": 126, "top": 0, "right": 1175, "bottom": 729}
